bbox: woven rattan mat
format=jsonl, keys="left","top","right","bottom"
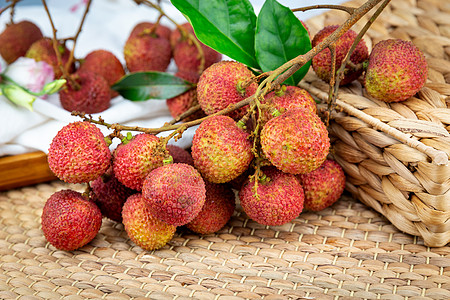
{"left": 1, "top": 181, "right": 450, "bottom": 300}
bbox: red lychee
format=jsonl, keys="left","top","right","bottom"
{"left": 122, "top": 193, "right": 176, "bottom": 251}
{"left": 260, "top": 108, "right": 330, "bottom": 174}
{"left": 312, "top": 25, "right": 368, "bottom": 85}
{"left": 167, "top": 144, "right": 194, "bottom": 166}
{"left": 41, "top": 189, "right": 102, "bottom": 251}
{"left": 186, "top": 181, "right": 236, "bottom": 234}
{"left": 59, "top": 70, "right": 111, "bottom": 114}
{"left": 191, "top": 115, "right": 254, "bottom": 183}
{"left": 297, "top": 159, "right": 346, "bottom": 211}
{"left": 239, "top": 167, "right": 304, "bottom": 226}
{"left": 25, "top": 37, "right": 75, "bottom": 78}
{"left": 197, "top": 61, "right": 258, "bottom": 120}
{"left": 142, "top": 163, "right": 206, "bottom": 226}
{"left": 48, "top": 121, "right": 111, "bottom": 183}
{"left": 113, "top": 133, "right": 169, "bottom": 191}
{"left": 129, "top": 22, "right": 171, "bottom": 41}
{"left": 0, "top": 20, "right": 43, "bottom": 64}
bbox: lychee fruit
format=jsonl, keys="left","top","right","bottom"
{"left": 191, "top": 115, "right": 254, "bottom": 183}
{"left": 0, "top": 20, "right": 43, "bottom": 64}
{"left": 41, "top": 189, "right": 102, "bottom": 251}
{"left": 123, "top": 32, "right": 172, "bottom": 72}
{"left": 261, "top": 85, "right": 317, "bottom": 123}
{"left": 186, "top": 181, "right": 236, "bottom": 235}
{"left": 167, "top": 144, "right": 194, "bottom": 166}
{"left": 364, "top": 39, "right": 428, "bottom": 103}
{"left": 311, "top": 25, "right": 368, "bottom": 85}
{"left": 128, "top": 22, "right": 171, "bottom": 41}
{"left": 142, "top": 163, "right": 206, "bottom": 226}
{"left": 122, "top": 193, "right": 176, "bottom": 251}
{"left": 260, "top": 108, "right": 330, "bottom": 175}
{"left": 25, "top": 37, "right": 75, "bottom": 78}
{"left": 78, "top": 49, "right": 125, "bottom": 97}
{"left": 59, "top": 70, "right": 111, "bottom": 114}
{"left": 197, "top": 61, "right": 258, "bottom": 120}
{"left": 113, "top": 133, "right": 169, "bottom": 191}
{"left": 171, "top": 23, "right": 222, "bottom": 74}
{"left": 297, "top": 159, "right": 346, "bottom": 211}
{"left": 239, "top": 167, "right": 304, "bottom": 226}
{"left": 90, "top": 167, "right": 137, "bottom": 222}
{"left": 170, "top": 22, "right": 194, "bottom": 48}
{"left": 166, "top": 70, "right": 206, "bottom": 122}
{"left": 48, "top": 121, "right": 111, "bottom": 183}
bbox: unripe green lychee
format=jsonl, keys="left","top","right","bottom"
{"left": 48, "top": 121, "right": 111, "bottom": 183}
{"left": 78, "top": 49, "right": 125, "bottom": 98}
{"left": 41, "top": 189, "right": 102, "bottom": 251}
{"left": 260, "top": 108, "right": 330, "bottom": 174}
{"left": 25, "top": 37, "right": 75, "bottom": 78}
{"left": 90, "top": 167, "right": 137, "bottom": 222}
{"left": 122, "top": 193, "right": 176, "bottom": 251}
{"left": 123, "top": 33, "right": 172, "bottom": 72}
{"left": 196, "top": 61, "right": 258, "bottom": 120}
{"left": 239, "top": 167, "right": 304, "bottom": 226}
{"left": 312, "top": 25, "right": 368, "bottom": 85}
{"left": 186, "top": 181, "right": 236, "bottom": 234}
{"left": 129, "top": 22, "right": 171, "bottom": 41}
{"left": 364, "top": 39, "right": 428, "bottom": 103}
{"left": 192, "top": 115, "right": 254, "bottom": 183}
{"left": 261, "top": 85, "right": 317, "bottom": 123}
{"left": 0, "top": 20, "right": 43, "bottom": 64}
{"left": 59, "top": 70, "right": 111, "bottom": 114}
{"left": 167, "top": 145, "right": 194, "bottom": 166}
{"left": 297, "top": 159, "right": 346, "bottom": 211}
{"left": 142, "top": 163, "right": 206, "bottom": 226}
{"left": 113, "top": 133, "right": 169, "bottom": 191}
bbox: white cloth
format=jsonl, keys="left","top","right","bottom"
{"left": 0, "top": 0, "right": 339, "bottom": 156}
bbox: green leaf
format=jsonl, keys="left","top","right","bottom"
{"left": 255, "top": 0, "right": 311, "bottom": 86}
{"left": 41, "top": 79, "right": 66, "bottom": 95}
{"left": 170, "top": 0, "right": 259, "bottom": 69}
{"left": 2, "top": 84, "right": 36, "bottom": 111}
{"left": 111, "top": 72, "right": 193, "bottom": 101}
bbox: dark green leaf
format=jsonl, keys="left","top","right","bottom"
{"left": 255, "top": 0, "right": 311, "bottom": 86}
{"left": 111, "top": 72, "right": 193, "bottom": 101}
{"left": 170, "top": 0, "right": 259, "bottom": 69}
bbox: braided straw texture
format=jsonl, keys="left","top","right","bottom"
{"left": 301, "top": 0, "right": 450, "bottom": 248}
{"left": 1, "top": 181, "right": 450, "bottom": 299}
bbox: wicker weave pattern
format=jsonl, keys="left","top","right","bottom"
{"left": 302, "top": 0, "right": 450, "bottom": 247}
{"left": 1, "top": 182, "right": 450, "bottom": 299}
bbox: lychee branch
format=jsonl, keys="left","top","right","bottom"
{"left": 292, "top": 4, "right": 356, "bottom": 14}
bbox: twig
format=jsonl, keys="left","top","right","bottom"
{"left": 292, "top": 4, "right": 355, "bottom": 14}
{"left": 167, "top": 104, "right": 201, "bottom": 125}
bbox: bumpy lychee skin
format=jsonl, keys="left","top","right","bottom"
{"left": 123, "top": 34, "right": 172, "bottom": 72}
{"left": 364, "top": 39, "right": 428, "bottom": 103}
{"left": 312, "top": 25, "right": 368, "bottom": 85}
{"left": 142, "top": 163, "right": 206, "bottom": 226}
{"left": 0, "top": 20, "right": 43, "bottom": 64}
{"left": 41, "top": 189, "right": 102, "bottom": 251}
{"left": 197, "top": 61, "right": 258, "bottom": 120}
{"left": 166, "top": 70, "right": 206, "bottom": 122}
{"left": 239, "top": 167, "right": 304, "bottom": 226}
{"left": 59, "top": 70, "right": 111, "bottom": 114}
{"left": 260, "top": 108, "right": 330, "bottom": 175}
{"left": 90, "top": 167, "right": 137, "bottom": 222}
{"left": 48, "top": 121, "right": 111, "bottom": 183}
{"left": 297, "top": 159, "right": 346, "bottom": 211}
{"left": 191, "top": 115, "right": 254, "bottom": 183}
{"left": 129, "top": 22, "right": 171, "bottom": 41}
{"left": 113, "top": 133, "right": 168, "bottom": 191}
{"left": 25, "top": 37, "right": 75, "bottom": 78}
{"left": 186, "top": 181, "right": 236, "bottom": 235}
{"left": 262, "top": 85, "right": 317, "bottom": 123}
{"left": 78, "top": 49, "right": 125, "bottom": 97}
{"left": 122, "top": 193, "right": 176, "bottom": 251}
{"left": 167, "top": 145, "right": 194, "bottom": 166}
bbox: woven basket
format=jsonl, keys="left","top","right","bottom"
{"left": 301, "top": 0, "right": 450, "bottom": 247}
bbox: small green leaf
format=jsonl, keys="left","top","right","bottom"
{"left": 255, "top": 0, "right": 312, "bottom": 86}
{"left": 170, "top": 0, "right": 259, "bottom": 69}
{"left": 41, "top": 79, "right": 66, "bottom": 95}
{"left": 112, "top": 72, "right": 193, "bottom": 101}
{"left": 2, "top": 84, "right": 36, "bottom": 111}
